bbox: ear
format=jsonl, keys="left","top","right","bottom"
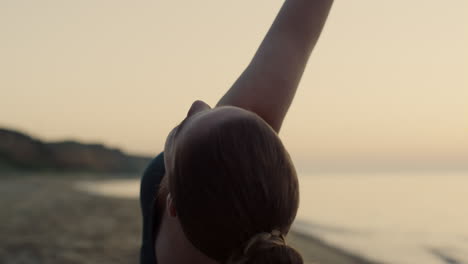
{"left": 166, "top": 193, "right": 177, "bottom": 217}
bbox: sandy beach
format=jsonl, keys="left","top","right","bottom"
{"left": 0, "top": 173, "right": 375, "bottom": 264}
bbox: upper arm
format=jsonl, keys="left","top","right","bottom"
{"left": 215, "top": 0, "right": 334, "bottom": 133}
{"left": 216, "top": 65, "right": 294, "bottom": 132}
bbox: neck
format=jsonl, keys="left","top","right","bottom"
{"left": 155, "top": 211, "right": 219, "bottom": 264}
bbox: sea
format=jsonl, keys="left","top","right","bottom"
{"left": 75, "top": 170, "right": 468, "bottom": 264}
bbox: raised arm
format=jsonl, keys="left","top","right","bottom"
{"left": 216, "top": 0, "right": 334, "bottom": 132}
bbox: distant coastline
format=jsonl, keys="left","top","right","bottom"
{"left": 0, "top": 128, "right": 151, "bottom": 173}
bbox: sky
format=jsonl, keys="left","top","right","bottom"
{"left": 1, "top": 0, "right": 467, "bottom": 171}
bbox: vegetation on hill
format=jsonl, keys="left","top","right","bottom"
{"left": 0, "top": 128, "right": 151, "bottom": 173}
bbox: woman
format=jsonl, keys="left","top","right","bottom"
{"left": 140, "top": 1, "right": 334, "bottom": 263}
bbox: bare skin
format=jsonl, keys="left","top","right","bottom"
{"left": 155, "top": 0, "right": 334, "bottom": 263}
{"left": 217, "top": 0, "right": 335, "bottom": 132}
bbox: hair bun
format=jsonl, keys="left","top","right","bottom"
{"left": 227, "top": 231, "right": 303, "bottom": 264}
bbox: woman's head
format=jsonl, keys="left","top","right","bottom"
{"left": 163, "top": 100, "right": 302, "bottom": 263}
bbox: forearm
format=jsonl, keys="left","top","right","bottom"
{"left": 217, "top": 0, "right": 334, "bottom": 132}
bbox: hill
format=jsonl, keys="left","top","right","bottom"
{"left": 0, "top": 128, "right": 151, "bottom": 173}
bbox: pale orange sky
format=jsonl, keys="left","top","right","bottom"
{"left": 1, "top": 0, "right": 467, "bottom": 171}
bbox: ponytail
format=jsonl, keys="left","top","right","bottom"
{"left": 227, "top": 230, "right": 303, "bottom": 264}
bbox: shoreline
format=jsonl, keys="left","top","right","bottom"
{"left": 1, "top": 174, "right": 377, "bottom": 264}
{"left": 288, "top": 229, "right": 378, "bottom": 264}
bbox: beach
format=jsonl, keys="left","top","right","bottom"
{"left": 0, "top": 173, "right": 374, "bottom": 264}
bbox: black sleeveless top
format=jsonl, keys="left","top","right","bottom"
{"left": 139, "top": 152, "right": 165, "bottom": 264}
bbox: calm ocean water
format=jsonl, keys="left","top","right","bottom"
{"left": 294, "top": 171, "right": 468, "bottom": 264}
{"left": 76, "top": 171, "right": 468, "bottom": 264}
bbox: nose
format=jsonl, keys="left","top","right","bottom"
{"left": 187, "top": 100, "right": 211, "bottom": 117}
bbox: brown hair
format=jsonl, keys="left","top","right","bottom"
{"left": 166, "top": 113, "right": 302, "bottom": 263}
